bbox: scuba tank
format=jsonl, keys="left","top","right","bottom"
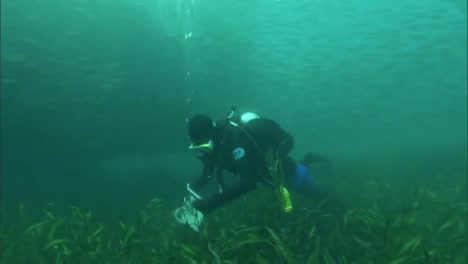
{"left": 226, "top": 106, "right": 261, "bottom": 126}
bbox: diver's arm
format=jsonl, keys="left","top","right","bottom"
{"left": 193, "top": 150, "right": 258, "bottom": 213}
{"left": 190, "top": 164, "right": 213, "bottom": 191}
{"left": 194, "top": 179, "right": 256, "bottom": 214}
{"left": 190, "top": 174, "right": 210, "bottom": 192}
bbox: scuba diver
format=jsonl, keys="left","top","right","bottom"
{"left": 174, "top": 107, "right": 328, "bottom": 232}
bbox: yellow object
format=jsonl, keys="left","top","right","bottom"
{"left": 280, "top": 186, "right": 293, "bottom": 213}
{"left": 189, "top": 140, "right": 214, "bottom": 151}
{"left": 189, "top": 140, "right": 214, "bottom": 158}
{"left": 265, "top": 149, "right": 294, "bottom": 213}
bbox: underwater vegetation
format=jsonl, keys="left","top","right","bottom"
{"left": 1, "top": 174, "right": 466, "bottom": 264}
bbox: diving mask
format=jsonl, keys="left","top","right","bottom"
{"left": 189, "top": 140, "right": 214, "bottom": 159}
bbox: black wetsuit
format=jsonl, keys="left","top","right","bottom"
{"left": 191, "top": 117, "right": 297, "bottom": 214}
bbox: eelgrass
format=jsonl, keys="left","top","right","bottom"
{"left": 1, "top": 175, "right": 466, "bottom": 264}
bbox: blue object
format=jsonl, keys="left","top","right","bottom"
{"left": 291, "top": 163, "right": 316, "bottom": 196}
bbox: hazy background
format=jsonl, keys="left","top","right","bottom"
{"left": 1, "top": 0, "right": 466, "bottom": 221}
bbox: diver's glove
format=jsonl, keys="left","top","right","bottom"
{"left": 174, "top": 184, "right": 204, "bottom": 232}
